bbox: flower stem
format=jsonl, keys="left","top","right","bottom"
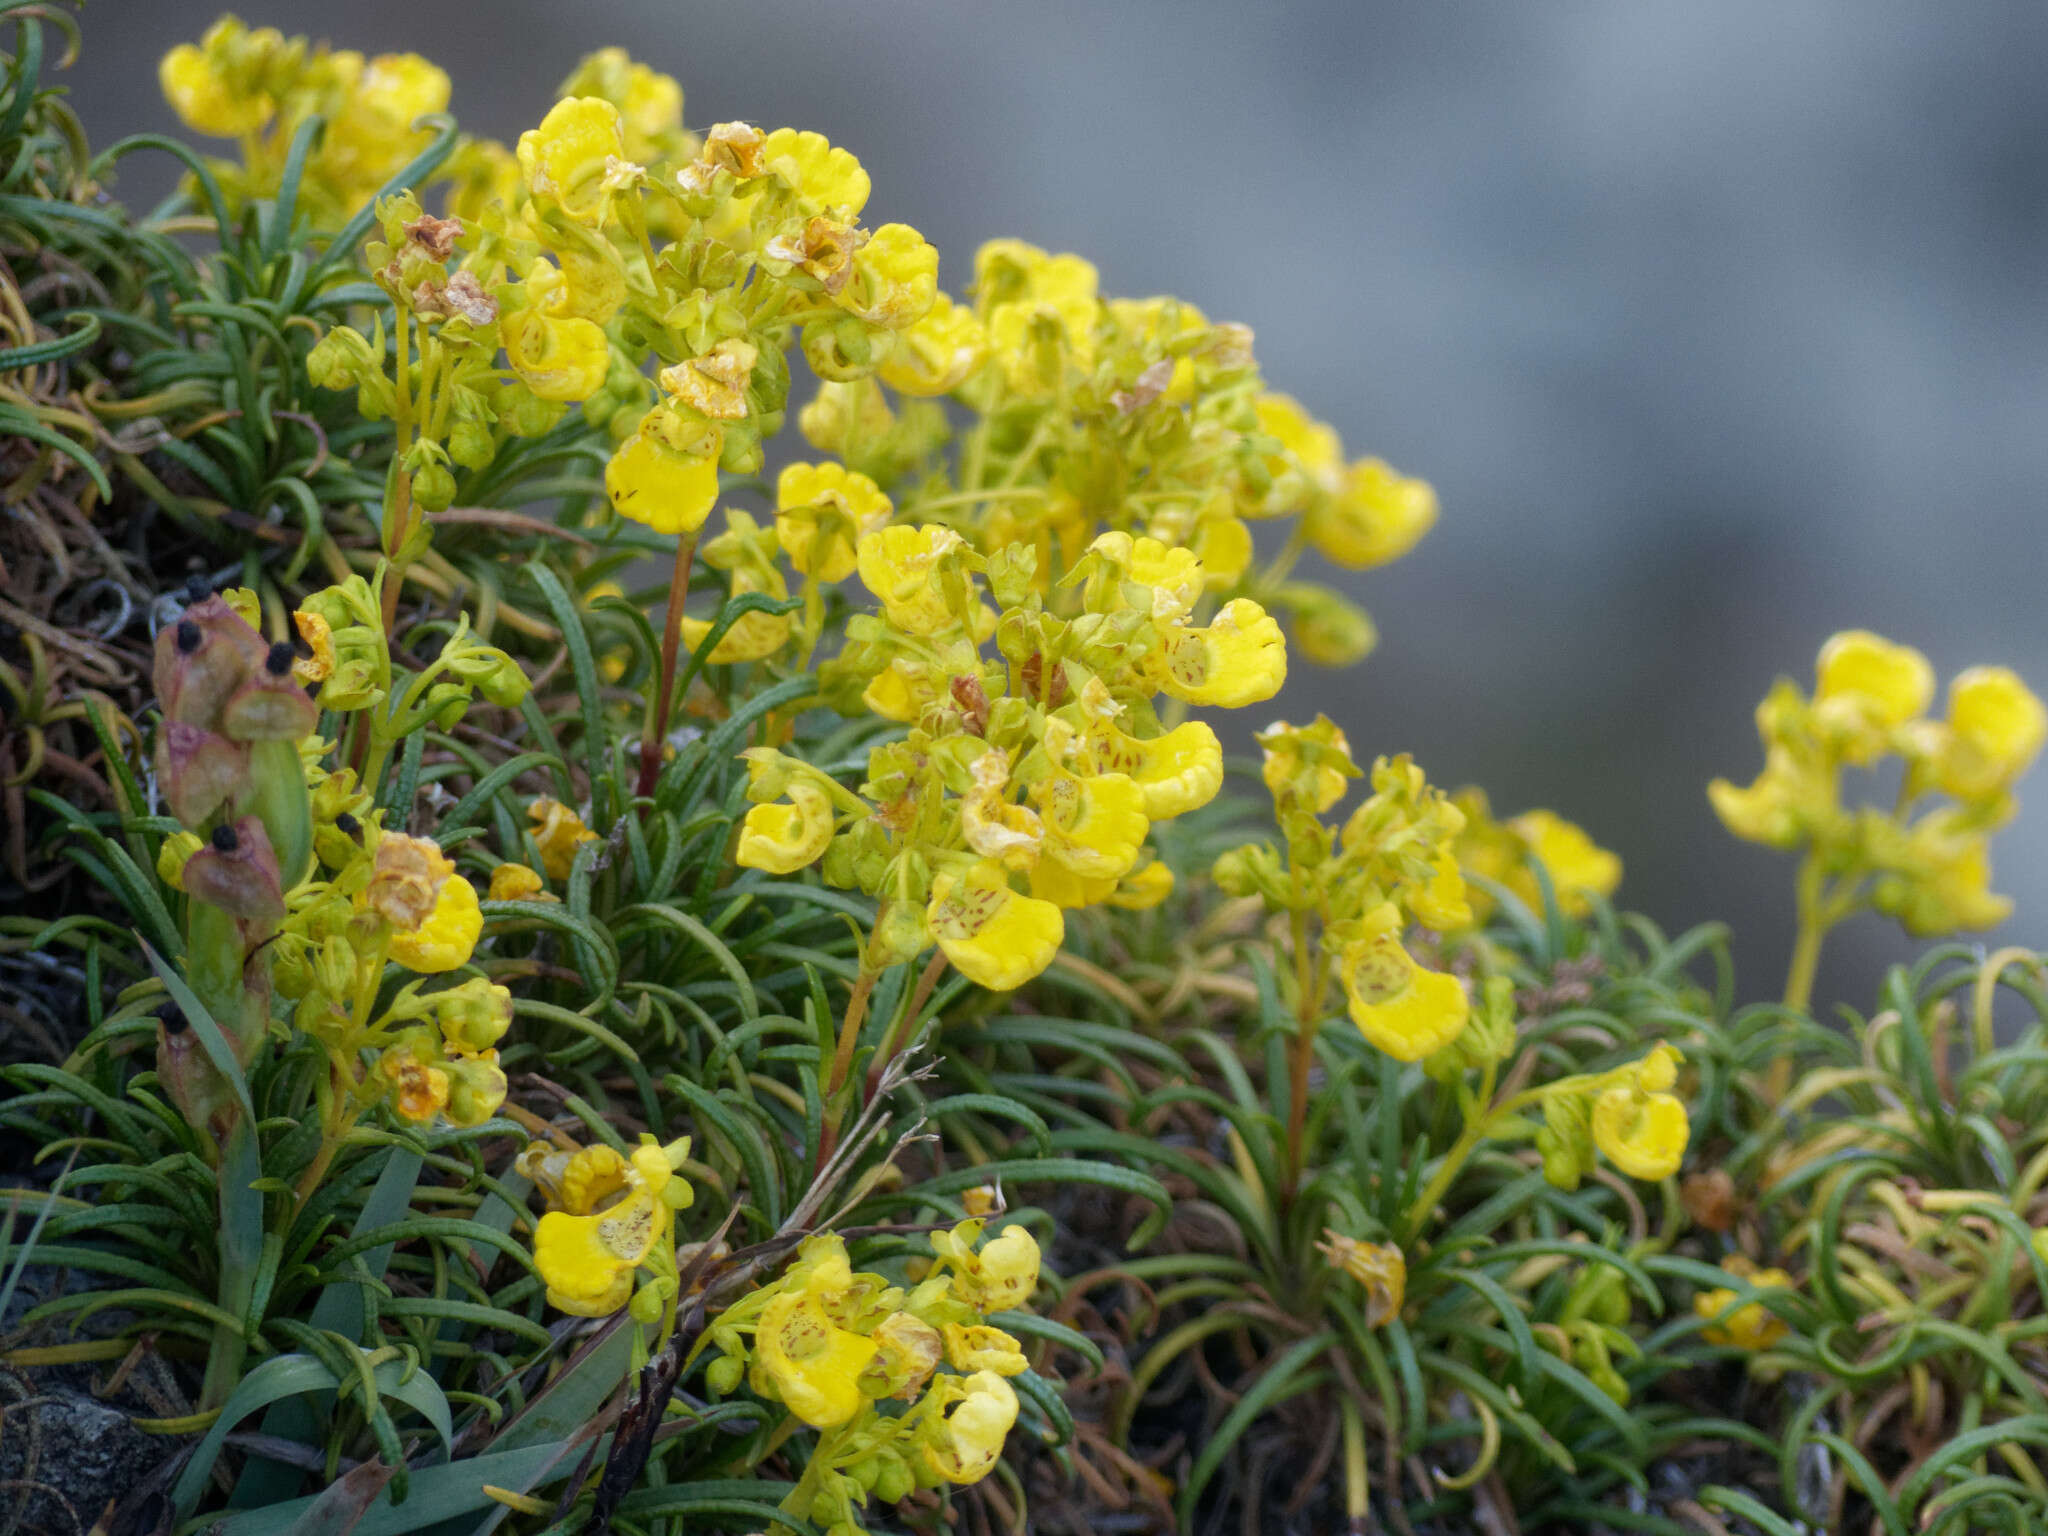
{"left": 1284, "top": 910, "right": 1320, "bottom": 1197}
{"left": 637, "top": 533, "right": 699, "bottom": 800}
{"left": 1772, "top": 854, "right": 1830, "bottom": 1102}
{"left": 814, "top": 965, "right": 881, "bottom": 1174}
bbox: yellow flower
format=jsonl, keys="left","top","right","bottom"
{"left": 157, "top": 830, "right": 203, "bottom": 892}
{"left": 1036, "top": 770, "right": 1149, "bottom": 879}
{"left": 388, "top": 873, "right": 481, "bottom": 973}
{"left": 1707, "top": 753, "right": 1804, "bottom": 849}
{"left": 292, "top": 609, "right": 335, "bottom": 687}
{"left": 682, "top": 563, "right": 792, "bottom": 664}
{"left": 524, "top": 1137, "right": 692, "bottom": 1317}
{"left": 335, "top": 53, "right": 448, "bottom": 162}
{"left": 1027, "top": 858, "right": 1115, "bottom": 909}
{"left": 962, "top": 751, "right": 1045, "bottom": 870}
{"left": 1939, "top": 665, "right": 2047, "bottom": 799}
{"left": 862, "top": 658, "right": 942, "bottom": 723}
{"left": 528, "top": 797, "right": 600, "bottom": 880}
{"left": 776, "top": 462, "right": 892, "bottom": 582}
{"left": 736, "top": 781, "right": 837, "bottom": 874}
{"left": 1694, "top": 1259, "right": 1794, "bottom": 1351}
{"left": 1591, "top": 1044, "right": 1690, "bottom": 1181}
{"left": 760, "top": 127, "right": 871, "bottom": 215}
{"left": 840, "top": 222, "right": 939, "bottom": 328}
{"left": 1508, "top": 809, "right": 1622, "bottom": 918}
{"left": 160, "top": 43, "right": 269, "bottom": 137}
{"left": 605, "top": 417, "right": 721, "bottom": 536}
{"left": 1813, "top": 630, "right": 1933, "bottom": 761}
{"left": 931, "top": 1219, "right": 1042, "bottom": 1312}
{"left": 1105, "top": 859, "right": 1174, "bottom": 910}
{"left": 516, "top": 96, "right": 628, "bottom": 223}
{"left": 878, "top": 291, "right": 987, "bottom": 395}
{"left": 1254, "top": 392, "right": 1342, "bottom": 497}
{"left": 503, "top": 268, "right": 610, "bottom": 401}
{"left": 1085, "top": 718, "right": 1223, "bottom": 820}
{"left": 1876, "top": 829, "right": 2012, "bottom": 937}
{"left": 1315, "top": 1231, "right": 1406, "bottom": 1327}
{"left": 487, "top": 862, "right": 548, "bottom": 902}
{"left": 921, "top": 1371, "right": 1019, "bottom": 1485}
{"left": 1146, "top": 501, "right": 1252, "bottom": 590}
{"left": 378, "top": 1038, "right": 450, "bottom": 1124}
{"left": 927, "top": 861, "right": 1064, "bottom": 990}
{"left": 1258, "top": 716, "right": 1357, "bottom": 813}
{"left": 363, "top": 833, "right": 455, "bottom": 931}
{"left": 1155, "top": 598, "right": 1288, "bottom": 708}
{"left": 1305, "top": 459, "right": 1438, "bottom": 569}
{"left": 1410, "top": 849, "right": 1473, "bottom": 932}
{"left": 944, "top": 1322, "right": 1029, "bottom": 1377}
{"left": 1339, "top": 903, "right": 1469, "bottom": 1063}
{"left": 978, "top": 242, "right": 1099, "bottom": 390}
{"left": 755, "top": 1287, "right": 879, "bottom": 1429}
{"left": 857, "top": 524, "right": 968, "bottom": 636}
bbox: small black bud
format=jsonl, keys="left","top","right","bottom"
{"left": 210, "top": 823, "right": 239, "bottom": 853}
{"left": 265, "top": 641, "right": 294, "bottom": 675}
{"left": 334, "top": 812, "right": 361, "bottom": 835}
{"left": 176, "top": 619, "right": 203, "bottom": 653}
{"left": 184, "top": 575, "right": 213, "bottom": 603}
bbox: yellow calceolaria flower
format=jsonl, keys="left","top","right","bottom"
{"left": 503, "top": 266, "right": 610, "bottom": 402}
{"left": 1508, "top": 808, "right": 1623, "bottom": 918}
{"left": 1316, "top": 1231, "right": 1406, "bottom": 1327}
{"left": 1591, "top": 1044, "right": 1690, "bottom": 1181}
{"left": 378, "top": 1035, "right": 450, "bottom": 1123}
{"left": 157, "top": 830, "right": 204, "bottom": 892}
{"left": 1034, "top": 768, "right": 1149, "bottom": 880}
{"left": 1306, "top": 458, "right": 1438, "bottom": 570}
{"left": 752, "top": 1253, "right": 880, "bottom": 1428}
{"left": 1259, "top": 716, "right": 1359, "bottom": 815}
{"left": 516, "top": 96, "right": 630, "bottom": 223}
{"left": 1255, "top": 392, "right": 1343, "bottom": 499}
{"left": 839, "top": 223, "right": 939, "bottom": 329}
{"left": 389, "top": 870, "right": 482, "bottom": 973}
{"left": 776, "top": 462, "right": 892, "bottom": 582}
{"left": 330, "top": 53, "right": 449, "bottom": 172}
{"left": 487, "top": 862, "right": 549, "bottom": 902}
{"left": 977, "top": 240, "right": 1100, "bottom": 391}
{"left": 921, "top": 1370, "right": 1019, "bottom": 1484}
{"left": 1339, "top": 902, "right": 1470, "bottom": 1063}
{"left": 926, "top": 861, "right": 1065, "bottom": 991}
{"left": 857, "top": 524, "right": 971, "bottom": 636}
{"left": 760, "top": 127, "right": 871, "bottom": 216}
{"left": 1105, "top": 859, "right": 1175, "bottom": 910}
{"left": 1815, "top": 629, "right": 1934, "bottom": 738}
{"left": 941, "top": 1322, "right": 1028, "bottom": 1378}
{"left": 292, "top": 609, "right": 335, "bottom": 687}
{"left": 1154, "top": 597, "right": 1288, "bottom": 708}
{"left": 682, "top": 565, "right": 793, "bottom": 663}
{"left": 737, "top": 781, "right": 838, "bottom": 873}
{"left": 160, "top": 36, "right": 273, "bottom": 137}
{"left": 528, "top": 797, "right": 600, "bottom": 880}
{"left": 878, "top": 290, "right": 987, "bottom": 395}
{"left": 929, "top": 1219, "right": 1042, "bottom": 1313}
{"left": 524, "top": 1137, "right": 694, "bottom": 1317}
{"left": 1085, "top": 716, "right": 1224, "bottom": 820}
{"left": 605, "top": 417, "right": 722, "bottom": 535}
{"left": 1694, "top": 1258, "right": 1794, "bottom": 1352}
{"left": 1937, "top": 665, "right": 2047, "bottom": 799}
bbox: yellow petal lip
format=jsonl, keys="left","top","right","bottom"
{"left": 927, "top": 862, "right": 1064, "bottom": 990}
{"left": 1306, "top": 458, "right": 1437, "bottom": 569}
{"left": 389, "top": 874, "right": 481, "bottom": 973}
{"left": 1038, "top": 771, "right": 1149, "bottom": 880}
{"left": 1942, "top": 664, "right": 2048, "bottom": 793}
{"left": 1091, "top": 719, "right": 1223, "bottom": 819}
{"left": 735, "top": 782, "right": 836, "bottom": 874}
{"left": 606, "top": 424, "right": 721, "bottom": 536}
{"left": 1157, "top": 598, "right": 1287, "bottom": 708}
{"left": 1592, "top": 1086, "right": 1689, "bottom": 1181}
{"left": 756, "top": 1289, "right": 879, "bottom": 1428}
{"left": 1339, "top": 906, "right": 1469, "bottom": 1063}
{"left": 1815, "top": 629, "right": 1934, "bottom": 728}
{"left": 856, "top": 524, "right": 966, "bottom": 635}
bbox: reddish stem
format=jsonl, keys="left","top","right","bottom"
{"left": 637, "top": 534, "right": 698, "bottom": 800}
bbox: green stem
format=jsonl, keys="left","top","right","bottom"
{"left": 1284, "top": 908, "right": 1320, "bottom": 1197}
{"left": 637, "top": 533, "right": 699, "bottom": 800}
{"left": 1773, "top": 854, "right": 1832, "bottom": 1103}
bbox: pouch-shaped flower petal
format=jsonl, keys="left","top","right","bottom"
{"left": 736, "top": 781, "right": 836, "bottom": 874}
{"left": 927, "top": 862, "right": 1063, "bottom": 990}
{"left": 681, "top": 566, "right": 792, "bottom": 663}
{"left": 606, "top": 422, "right": 720, "bottom": 535}
{"left": 922, "top": 1371, "right": 1020, "bottom": 1485}
{"left": 857, "top": 524, "right": 967, "bottom": 636}
{"left": 504, "top": 271, "right": 610, "bottom": 402}
{"left": 1339, "top": 904, "right": 1469, "bottom": 1063}
{"left": 1591, "top": 1081, "right": 1689, "bottom": 1181}
{"left": 1089, "top": 719, "right": 1223, "bottom": 819}
{"left": 755, "top": 1289, "right": 879, "bottom": 1428}
{"left": 389, "top": 873, "right": 481, "bottom": 973}
{"left": 1306, "top": 458, "right": 1437, "bottom": 569}
{"left": 776, "top": 462, "right": 891, "bottom": 581}
{"left": 534, "top": 1188, "right": 665, "bottom": 1316}
{"left": 879, "top": 291, "right": 986, "bottom": 396}
{"left": 944, "top": 1322, "right": 1029, "bottom": 1377}
{"left": 516, "top": 96, "right": 627, "bottom": 223}
{"left": 1508, "top": 809, "right": 1621, "bottom": 919}
{"left": 1940, "top": 665, "right": 2048, "bottom": 798}
{"left": 760, "top": 127, "right": 872, "bottom": 216}
{"left": 1156, "top": 599, "right": 1287, "bottom": 708}
{"left": 1037, "top": 770, "right": 1148, "bottom": 879}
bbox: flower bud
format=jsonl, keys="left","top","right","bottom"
{"left": 411, "top": 458, "right": 457, "bottom": 512}
{"left": 437, "top": 977, "right": 513, "bottom": 1052}
{"left": 443, "top": 1050, "right": 508, "bottom": 1127}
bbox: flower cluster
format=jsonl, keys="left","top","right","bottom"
{"left": 701, "top": 1221, "right": 1041, "bottom": 1536}
{"left": 522, "top": 1132, "right": 696, "bottom": 1319}
{"left": 160, "top": 15, "right": 450, "bottom": 227}
{"left": 736, "top": 530, "right": 1284, "bottom": 990}
{"left": 1217, "top": 722, "right": 1472, "bottom": 1062}
{"left": 1710, "top": 630, "right": 2044, "bottom": 967}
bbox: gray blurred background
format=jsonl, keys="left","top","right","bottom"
{"left": 71, "top": 1, "right": 2048, "bottom": 1012}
